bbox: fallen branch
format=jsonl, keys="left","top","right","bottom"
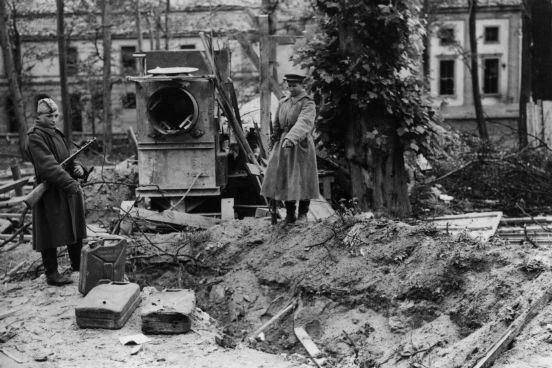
{"left": 427, "top": 160, "right": 475, "bottom": 184}
{"left": 0, "top": 222, "right": 31, "bottom": 247}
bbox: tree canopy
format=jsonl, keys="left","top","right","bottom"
{"left": 297, "top": 0, "right": 437, "bottom": 158}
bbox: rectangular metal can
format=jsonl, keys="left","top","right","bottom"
{"left": 75, "top": 282, "right": 141, "bottom": 329}
{"left": 79, "top": 239, "right": 127, "bottom": 295}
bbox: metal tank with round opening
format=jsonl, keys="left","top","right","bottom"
{"left": 128, "top": 50, "right": 230, "bottom": 210}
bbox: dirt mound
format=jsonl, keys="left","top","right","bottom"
{"left": 128, "top": 216, "right": 552, "bottom": 368}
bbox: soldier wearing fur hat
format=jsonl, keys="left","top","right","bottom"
{"left": 261, "top": 74, "right": 320, "bottom": 225}
{"left": 26, "top": 98, "right": 87, "bottom": 286}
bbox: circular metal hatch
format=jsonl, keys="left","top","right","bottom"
{"left": 147, "top": 86, "right": 199, "bottom": 135}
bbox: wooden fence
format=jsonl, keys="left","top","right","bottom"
{"left": 527, "top": 99, "right": 552, "bottom": 147}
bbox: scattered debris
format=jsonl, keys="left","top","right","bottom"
{"left": 294, "top": 327, "right": 327, "bottom": 368}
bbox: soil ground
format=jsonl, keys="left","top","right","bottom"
{"left": 3, "top": 142, "right": 552, "bottom": 367}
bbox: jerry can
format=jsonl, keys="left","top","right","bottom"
{"left": 79, "top": 238, "right": 127, "bottom": 295}
{"left": 141, "top": 289, "right": 196, "bottom": 334}
{"left": 75, "top": 281, "right": 141, "bottom": 329}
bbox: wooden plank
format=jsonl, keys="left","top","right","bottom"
{"left": 527, "top": 99, "right": 538, "bottom": 147}
{"left": 294, "top": 327, "right": 327, "bottom": 368}
{"left": 428, "top": 211, "right": 502, "bottom": 242}
{"left": 0, "top": 234, "right": 30, "bottom": 241}
{"left": 0, "top": 218, "right": 10, "bottom": 233}
{"left": 500, "top": 216, "right": 552, "bottom": 225}
{"left": 472, "top": 274, "right": 552, "bottom": 368}
{"left": 543, "top": 101, "right": 552, "bottom": 147}
{"left": 259, "top": 14, "right": 272, "bottom": 155}
{"left": 119, "top": 201, "right": 220, "bottom": 229}
{"left": 221, "top": 198, "right": 234, "bottom": 221}
{"left": 0, "top": 178, "right": 29, "bottom": 195}
{"left": 249, "top": 300, "right": 296, "bottom": 341}
{"left": 234, "top": 32, "right": 283, "bottom": 99}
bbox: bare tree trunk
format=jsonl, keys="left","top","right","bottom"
{"left": 154, "top": 6, "right": 161, "bottom": 50}
{"left": 519, "top": 0, "right": 531, "bottom": 148}
{"left": 468, "top": 0, "right": 488, "bottom": 140}
{"left": 7, "top": 1, "right": 22, "bottom": 86}
{"left": 164, "top": 0, "right": 170, "bottom": 50}
{"left": 56, "top": 0, "right": 72, "bottom": 142}
{"left": 101, "top": 0, "right": 113, "bottom": 155}
{"left": 135, "top": 0, "right": 143, "bottom": 51}
{"left": 146, "top": 12, "right": 155, "bottom": 50}
{"left": 0, "top": 0, "right": 27, "bottom": 157}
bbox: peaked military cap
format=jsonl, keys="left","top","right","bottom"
{"left": 283, "top": 74, "right": 306, "bottom": 83}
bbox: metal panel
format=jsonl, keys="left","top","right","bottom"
{"left": 138, "top": 147, "right": 217, "bottom": 189}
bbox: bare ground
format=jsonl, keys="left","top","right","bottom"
{"left": 3, "top": 152, "right": 552, "bottom": 367}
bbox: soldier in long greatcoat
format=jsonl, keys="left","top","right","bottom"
{"left": 260, "top": 74, "right": 320, "bottom": 225}
{"left": 26, "top": 98, "right": 87, "bottom": 286}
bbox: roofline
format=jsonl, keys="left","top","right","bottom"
{"left": 14, "top": 4, "right": 257, "bottom": 18}
{"left": 19, "top": 30, "right": 262, "bottom": 43}
{"left": 432, "top": 5, "right": 522, "bottom": 14}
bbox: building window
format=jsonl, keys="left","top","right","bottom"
{"left": 121, "top": 46, "right": 137, "bottom": 75}
{"left": 483, "top": 58, "right": 499, "bottom": 94}
{"left": 439, "top": 27, "right": 455, "bottom": 46}
{"left": 180, "top": 44, "right": 196, "bottom": 50}
{"left": 122, "top": 92, "right": 136, "bottom": 109}
{"left": 67, "top": 46, "right": 78, "bottom": 76}
{"left": 484, "top": 26, "right": 499, "bottom": 43}
{"left": 70, "top": 93, "right": 83, "bottom": 131}
{"left": 439, "top": 59, "right": 455, "bottom": 96}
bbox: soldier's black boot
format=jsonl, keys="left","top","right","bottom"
{"left": 42, "top": 248, "right": 72, "bottom": 286}
{"left": 297, "top": 200, "right": 310, "bottom": 223}
{"left": 67, "top": 240, "right": 83, "bottom": 272}
{"left": 283, "top": 201, "right": 297, "bottom": 226}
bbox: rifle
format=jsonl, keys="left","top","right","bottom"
{"left": 24, "top": 138, "right": 97, "bottom": 208}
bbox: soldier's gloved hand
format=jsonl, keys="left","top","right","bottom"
{"left": 282, "top": 139, "right": 294, "bottom": 149}
{"left": 72, "top": 165, "right": 84, "bottom": 178}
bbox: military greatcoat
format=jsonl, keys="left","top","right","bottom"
{"left": 260, "top": 91, "right": 320, "bottom": 201}
{"left": 26, "top": 124, "right": 87, "bottom": 251}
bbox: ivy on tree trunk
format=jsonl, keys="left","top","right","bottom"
{"left": 297, "top": 0, "right": 436, "bottom": 218}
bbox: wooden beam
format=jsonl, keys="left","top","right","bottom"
{"left": 119, "top": 201, "right": 220, "bottom": 230}
{"left": 0, "top": 178, "right": 29, "bottom": 195}
{"left": 472, "top": 275, "right": 552, "bottom": 368}
{"left": 235, "top": 32, "right": 283, "bottom": 99}
{"left": 259, "top": 15, "right": 271, "bottom": 153}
